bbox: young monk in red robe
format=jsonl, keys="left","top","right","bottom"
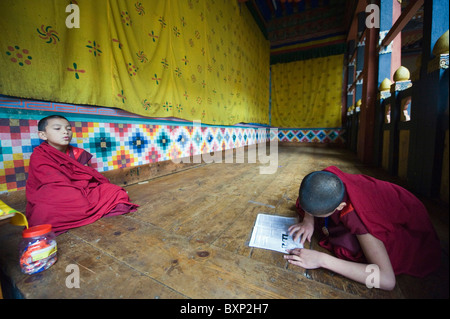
{"left": 284, "top": 166, "right": 441, "bottom": 290}
{"left": 26, "top": 115, "right": 138, "bottom": 235}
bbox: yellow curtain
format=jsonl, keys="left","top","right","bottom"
{"left": 0, "top": 0, "right": 270, "bottom": 126}
{"left": 271, "top": 54, "right": 344, "bottom": 128}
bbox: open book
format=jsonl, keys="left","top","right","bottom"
{"left": 249, "top": 213, "right": 303, "bottom": 253}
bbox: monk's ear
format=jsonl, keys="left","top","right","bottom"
{"left": 337, "top": 202, "right": 347, "bottom": 211}
{"left": 38, "top": 131, "right": 47, "bottom": 140}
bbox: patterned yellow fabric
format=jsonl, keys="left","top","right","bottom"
{"left": 271, "top": 54, "right": 344, "bottom": 128}
{"left": 0, "top": 0, "right": 270, "bottom": 126}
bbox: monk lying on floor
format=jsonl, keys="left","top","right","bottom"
{"left": 285, "top": 167, "right": 441, "bottom": 290}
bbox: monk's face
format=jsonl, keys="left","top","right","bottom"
{"left": 38, "top": 118, "right": 73, "bottom": 152}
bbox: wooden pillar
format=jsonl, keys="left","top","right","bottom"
{"left": 390, "top": 0, "right": 402, "bottom": 80}
{"left": 345, "top": 0, "right": 366, "bottom": 153}
{"left": 357, "top": 23, "right": 378, "bottom": 164}
{"left": 358, "top": 0, "right": 401, "bottom": 165}
{"left": 374, "top": 0, "right": 395, "bottom": 166}
{"left": 407, "top": 0, "right": 449, "bottom": 197}
{"left": 348, "top": 10, "right": 367, "bottom": 153}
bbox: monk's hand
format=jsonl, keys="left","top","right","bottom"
{"left": 284, "top": 248, "right": 324, "bottom": 269}
{"left": 288, "top": 221, "right": 314, "bottom": 245}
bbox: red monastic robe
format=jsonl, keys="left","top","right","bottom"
{"left": 26, "top": 142, "right": 138, "bottom": 235}
{"left": 297, "top": 166, "right": 441, "bottom": 278}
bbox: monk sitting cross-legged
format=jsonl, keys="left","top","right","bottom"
{"left": 26, "top": 115, "right": 139, "bottom": 235}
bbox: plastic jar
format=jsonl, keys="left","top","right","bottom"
{"left": 19, "top": 224, "right": 57, "bottom": 275}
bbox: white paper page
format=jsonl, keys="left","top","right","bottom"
{"left": 249, "top": 213, "right": 303, "bottom": 253}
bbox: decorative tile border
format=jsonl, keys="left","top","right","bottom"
{"left": 0, "top": 116, "right": 270, "bottom": 193}
{"left": 278, "top": 129, "right": 345, "bottom": 144}
{"left": 0, "top": 95, "right": 344, "bottom": 193}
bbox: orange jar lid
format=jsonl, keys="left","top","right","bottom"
{"left": 22, "top": 224, "right": 52, "bottom": 238}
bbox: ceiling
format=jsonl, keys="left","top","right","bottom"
{"left": 241, "top": 0, "right": 357, "bottom": 63}
{"left": 243, "top": 0, "right": 356, "bottom": 43}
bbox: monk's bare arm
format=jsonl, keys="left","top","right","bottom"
{"left": 285, "top": 233, "right": 396, "bottom": 290}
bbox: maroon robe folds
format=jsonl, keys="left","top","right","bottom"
{"left": 296, "top": 198, "right": 369, "bottom": 264}
{"left": 316, "top": 166, "right": 441, "bottom": 277}
{"left": 26, "top": 142, "right": 138, "bottom": 235}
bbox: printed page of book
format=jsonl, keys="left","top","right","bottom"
{"left": 249, "top": 213, "right": 303, "bottom": 253}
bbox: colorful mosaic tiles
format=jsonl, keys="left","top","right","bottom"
{"left": 0, "top": 95, "right": 344, "bottom": 193}
{"left": 0, "top": 113, "right": 271, "bottom": 193}
{"left": 278, "top": 129, "right": 344, "bottom": 144}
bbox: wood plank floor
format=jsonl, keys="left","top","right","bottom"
{"left": 0, "top": 145, "right": 448, "bottom": 299}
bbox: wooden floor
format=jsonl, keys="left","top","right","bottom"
{"left": 0, "top": 145, "right": 448, "bottom": 299}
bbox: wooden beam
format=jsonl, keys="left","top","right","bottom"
{"left": 358, "top": 24, "right": 378, "bottom": 164}
{"left": 346, "top": 0, "right": 368, "bottom": 41}
{"left": 380, "top": 0, "right": 424, "bottom": 48}
{"left": 250, "top": 0, "right": 269, "bottom": 29}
